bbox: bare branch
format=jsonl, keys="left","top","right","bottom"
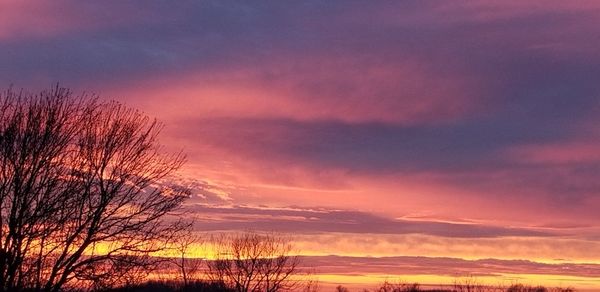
{"left": 0, "top": 86, "right": 188, "bottom": 291}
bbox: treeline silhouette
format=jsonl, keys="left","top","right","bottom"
{"left": 93, "top": 280, "right": 575, "bottom": 292}
{"left": 332, "top": 281, "right": 575, "bottom": 292}
{"left": 97, "top": 280, "right": 233, "bottom": 292}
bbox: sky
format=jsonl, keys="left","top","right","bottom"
{"left": 2, "top": 0, "right": 600, "bottom": 290}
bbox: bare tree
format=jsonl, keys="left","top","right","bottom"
{"left": 0, "top": 86, "right": 188, "bottom": 291}
{"left": 170, "top": 228, "right": 203, "bottom": 287}
{"left": 206, "top": 233, "right": 302, "bottom": 292}
{"left": 453, "top": 277, "right": 488, "bottom": 292}
{"left": 302, "top": 279, "right": 319, "bottom": 292}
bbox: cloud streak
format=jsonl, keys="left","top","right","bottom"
{"left": 304, "top": 255, "right": 600, "bottom": 278}
{"left": 188, "top": 204, "right": 553, "bottom": 238}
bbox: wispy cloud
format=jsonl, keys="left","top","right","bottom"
{"left": 187, "top": 204, "right": 552, "bottom": 238}
{"left": 304, "top": 255, "right": 600, "bottom": 278}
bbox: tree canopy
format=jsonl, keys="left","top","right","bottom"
{"left": 0, "top": 86, "right": 188, "bottom": 291}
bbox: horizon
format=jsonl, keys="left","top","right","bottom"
{"left": 2, "top": 1, "right": 600, "bottom": 290}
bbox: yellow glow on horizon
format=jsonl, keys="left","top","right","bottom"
{"left": 78, "top": 237, "right": 600, "bottom": 290}
{"left": 315, "top": 273, "right": 600, "bottom": 290}
{"left": 290, "top": 233, "right": 600, "bottom": 264}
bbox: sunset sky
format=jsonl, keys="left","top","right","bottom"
{"left": 2, "top": 1, "right": 600, "bottom": 290}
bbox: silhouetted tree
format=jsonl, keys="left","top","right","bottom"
{"left": 302, "top": 279, "right": 319, "bottom": 292}
{"left": 377, "top": 281, "right": 420, "bottom": 292}
{"left": 453, "top": 278, "right": 487, "bottom": 292}
{"left": 506, "top": 285, "right": 547, "bottom": 292}
{"left": 0, "top": 86, "right": 188, "bottom": 291}
{"left": 170, "top": 228, "right": 203, "bottom": 286}
{"left": 206, "top": 233, "right": 301, "bottom": 292}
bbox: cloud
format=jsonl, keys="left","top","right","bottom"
{"left": 2, "top": 0, "right": 598, "bottom": 227}
{"left": 187, "top": 204, "right": 552, "bottom": 238}
{"left": 291, "top": 232, "right": 600, "bottom": 263}
{"left": 6, "top": 0, "right": 600, "bottom": 126}
{"left": 163, "top": 175, "right": 235, "bottom": 204}
{"left": 166, "top": 116, "right": 600, "bottom": 225}
{"left": 304, "top": 255, "right": 600, "bottom": 278}
{"left": 173, "top": 117, "right": 559, "bottom": 173}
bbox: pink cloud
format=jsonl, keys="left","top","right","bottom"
{"left": 105, "top": 52, "right": 483, "bottom": 126}
{"left": 507, "top": 142, "right": 600, "bottom": 164}
{"left": 0, "top": 1, "right": 167, "bottom": 42}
